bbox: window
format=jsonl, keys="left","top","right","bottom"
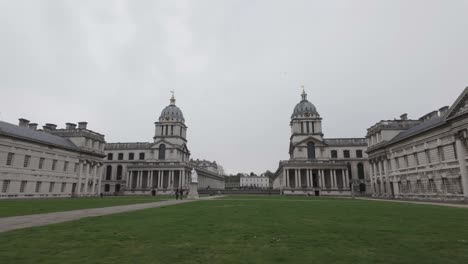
{"left": 104, "top": 184, "right": 110, "bottom": 192}
{"left": 118, "top": 153, "right": 124, "bottom": 160}
{"left": 159, "top": 144, "right": 166, "bottom": 160}
{"left": 331, "top": 150, "right": 338, "bottom": 159}
{"left": 35, "top": 181, "right": 42, "bottom": 193}
{"left": 171, "top": 125, "right": 174, "bottom": 135}
{"left": 306, "top": 122, "right": 310, "bottom": 133}
{"left": 52, "top": 160, "right": 57, "bottom": 170}
{"left": 428, "top": 179, "right": 436, "bottom": 193}
{"left": 106, "top": 165, "right": 112, "bottom": 180}
{"left": 61, "top": 182, "right": 66, "bottom": 192}
{"left": 74, "top": 163, "right": 79, "bottom": 173}
{"left": 438, "top": 146, "right": 445, "bottom": 162}
{"left": 117, "top": 165, "right": 123, "bottom": 180}
{"left": 2, "top": 180, "right": 10, "bottom": 193}
{"left": 414, "top": 153, "right": 420, "bottom": 166}
{"left": 406, "top": 181, "right": 412, "bottom": 193}
{"left": 307, "top": 142, "right": 315, "bottom": 159}
{"left": 107, "top": 153, "right": 113, "bottom": 160}
{"left": 356, "top": 150, "right": 363, "bottom": 158}
{"left": 6, "top": 152, "right": 14, "bottom": 166}
{"left": 301, "top": 122, "right": 304, "bottom": 133}
{"left": 39, "top": 157, "right": 45, "bottom": 169}
{"left": 20, "top": 181, "right": 27, "bottom": 193}
{"left": 357, "top": 163, "right": 365, "bottom": 180}
{"left": 63, "top": 161, "right": 69, "bottom": 172}
{"left": 344, "top": 150, "right": 350, "bottom": 158}
{"left": 129, "top": 153, "right": 134, "bottom": 160}
{"left": 404, "top": 155, "right": 409, "bottom": 168}
{"left": 139, "top": 152, "right": 145, "bottom": 160}
{"left": 425, "top": 150, "right": 431, "bottom": 164}
{"left": 24, "top": 155, "right": 31, "bottom": 168}
{"left": 49, "top": 182, "right": 55, "bottom": 193}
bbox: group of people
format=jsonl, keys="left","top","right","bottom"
{"left": 175, "top": 188, "right": 185, "bottom": 200}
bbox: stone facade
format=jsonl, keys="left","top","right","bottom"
{"left": 101, "top": 94, "right": 225, "bottom": 195}
{"left": 367, "top": 87, "right": 468, "bottom": 202}
{"left": 272, "top": 90, "right": 370, "bottom": 196}
{"left": 240, "top": 175, "right": 270, "bottom": 188}
{"left": 0, "top": 120, "right": 105, "bottom": 199}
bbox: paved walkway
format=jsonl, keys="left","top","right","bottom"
{"left": 356, "top": 197, "right": 468, "bottom": 209}
{"left": 0, "top": 196, "right": 222, "bottom": 233}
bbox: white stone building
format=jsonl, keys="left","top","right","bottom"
{"left": 367, "top": 87, "right": 468, "bottom": 202}
{"left": 240, "top": 174, "right": 270, "bottom": 189}
{"left": 0, "top": 119, "right": 106, "bottom": 199}
{"left": 272, "top": 89, "right": 370, "bottom": 196}
{"left": 102, "top": 94, "right": 225, "bottom": 195}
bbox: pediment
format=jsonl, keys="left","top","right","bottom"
{"left": 151, "top": 139, "right": 176, "bottom": 148}
{"left": 293, "top": 136, "right": 326, "bottom": 147}
{"left": 445, "top": 87, "right": 468, "bottom": 120}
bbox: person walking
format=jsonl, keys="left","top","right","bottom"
{"left": 179, "top": 188, "right": 184, "bottom": 200}
{"left": 175, "top": 189, "right": 179, "bottom": 200}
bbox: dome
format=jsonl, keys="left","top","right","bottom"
{"left": 159, "top": 95, "right": 185, "bottom": 122}
{"left": 291, "top": 90, "right": 319, "bottom": 118}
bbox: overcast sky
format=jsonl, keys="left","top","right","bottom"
{"left": 1, "top": 0, "right": 467, "bottom": 174}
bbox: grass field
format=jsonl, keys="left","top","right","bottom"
{"left": 1, "top": 196, "right": 468, "bottom": 264}
{"left": 0, "top": 196, "right": 170, "bottom": 217}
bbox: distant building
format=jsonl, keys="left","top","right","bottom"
{"left": 272, "top": 89, "right": 370, "bottom": 196}
{"left": 102, "top": 94, "right": 225, "bottom": 195}
{"left": 367, "top": 87, "right": 468, "bottom": 202}
{"left": 0, "top": 119, "right": 105, "bottom": 199}
{"left": 225, "top": 175, "right": 241, "bottom": 189}
{"left": 240, "top": 174, "right": 270, "bottom": 189}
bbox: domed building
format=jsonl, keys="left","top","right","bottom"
{"left": 272, "top": 89, "right": 370, "bottom": 196}
{"left": 101, "top": 93, "right": 225, "bottom": 195}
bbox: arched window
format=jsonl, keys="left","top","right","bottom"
{"left": 357, "top": 163, "right": 365, "bottom": 180}
{"left": 159, "top": 144, "right": 166, "bottom": 160}
{"left": 106, "top": 165, "right": 112, "bottom": 180}
{"left": 307, "top": 142, "right": 316, "bottom": 159}
{"left": 117, "top": 165, "right": 123, "bottom": 180}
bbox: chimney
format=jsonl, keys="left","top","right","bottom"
{"left": 18, "top": 118, "right": 30, "bottom": 127}
{"left": 66, "top": 123, "right": 77, "bottom": 130}
{"left": 439, "top": 106, "right": 449, "bottom": 116}
{"left": 78, "top": 122, "right": 88, "bottom": 130}
{"left": 400, "top": 114, "right": 408, "bottom": 120}
{"left": 28, "top": 123, "right": 38, "bottom": 130}
{"left": 45, "top": 123, "right": 57, "bottom": 130}
{"left": 43, "top": 125, "right": 51, "bottom": 131}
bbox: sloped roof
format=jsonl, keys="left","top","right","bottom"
{"left": 0, "top": 121, "right": 79, "bottom": 150}
{"left": 387, "top": 116, "right": 445, "bottom": 145}
{"left": 105, "top": 142, "right": 151, "bottom": 150}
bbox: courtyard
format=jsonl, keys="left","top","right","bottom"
{"left": 0, "top": 196, "right": 467, "bottom": 264}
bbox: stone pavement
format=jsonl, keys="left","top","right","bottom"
{"left": 0, "top": 196, "right": 222, "bottom": 233}
{"left": 356, "top": 197, "right": 468, "bottom": 209}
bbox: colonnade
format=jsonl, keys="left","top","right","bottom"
{"left": 126, "top": 169, "right": 191, "bottom": 190}
{"left": 76, "top": 160, "right": 102, "bottom": 196}
{"left": 283, "top": 168, "right": 349, "bottom": 189}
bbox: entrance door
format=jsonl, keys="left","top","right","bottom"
{"left": 314, "top": 190, "right": 320, "bottom": 196}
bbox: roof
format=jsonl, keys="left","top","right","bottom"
{"left": 387, "top": 116, "right": 446, "bottom": 145}
{"left": 105, "top": 142, "right": 151, "bottom": 150}
{"left": 324, "top": 138, "right": 367, "bottom": 146}
{"left": 0, "top": 121, "right": 79, "bottom": 151}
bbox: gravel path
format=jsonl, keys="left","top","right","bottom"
{"left": 0, "top": 196, "right": 222, "bottom": 233}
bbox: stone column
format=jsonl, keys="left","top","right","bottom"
{"left": 393, "top": 180, "right": 400, "bottom": 196}
{"left": 170, "top": 170, "right": 174, "bottom": 190}
{"left": 344, "top": 169, "right": 349, "bottom": 189}
{"left": 320, "top": 170, "right": 325, "bottom": 189}
{"left": 297, "top": 169, "right": 302, "bottom": 188}
{"left": 84, "top": 163, "right": 90, "bottom": 195}
{"left": 97, "top": 165, "right": 103, "bottom": 194}
{"left": 285, "top": 169, "right": 289, "bottom": 188}
{"left": 369, "top": 162, "right": 374, "bottom": 194}
{"left": 77, "top": 162, "right": 83, "bottom": 196}
{"left": 455, "top": 136, "right": 468, "bottom": 200}
{"left": 306, "top": 170, "right": 311, "bottom": 188}
{"left": 92, "top": 164, "right": 98, "bottom": 195}
{"left": 126, "top": 171, "right": 131, "bottom": 189}
{"left": 317, "top": 170, "right": 322, "bottom": 188}
{"left": 332, "top": 170, "right": 337, "bottom": 189}
{"left": 342, "top": 169, "right": 346, "bottom": 189}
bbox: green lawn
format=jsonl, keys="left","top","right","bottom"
{"left": 0, "top": 196, "right": 170, "bottom": 217}
{"left": 1, "top": 196, "right": 468, "bottom": 264}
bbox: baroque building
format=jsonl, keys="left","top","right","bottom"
{"left": 367, "top": 87, "right": 468, "bottom": 202}
{"left": 272, "top": 89, "right": 369, "bottom": 195}
{"left": 0, "top": 119, "right": 105, "bottom": 199}
{"left": 102, "top": 94, "right": 225, "bottom": 195}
